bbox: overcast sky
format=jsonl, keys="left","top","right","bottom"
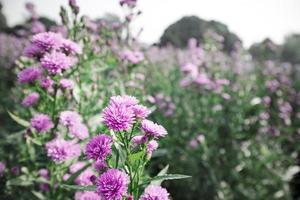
{"left": 2, "top": 0, "right": 300, "bottom": 47}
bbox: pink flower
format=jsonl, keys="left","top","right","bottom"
{"left": 21, "top": 92, "right": 40, "bottom": 107}
{"left": 30, "top": 114, "right": 53, "bottom": 132}
{"left": 141, "top": 119, "right": 167, "bottom": 138}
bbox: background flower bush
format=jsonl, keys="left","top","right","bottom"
{"left": 0, "top": 0, "right": 300, "bottom": 200}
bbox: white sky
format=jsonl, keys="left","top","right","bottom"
{"left": 2, "top": 0, "right": 300, "bottom": 47}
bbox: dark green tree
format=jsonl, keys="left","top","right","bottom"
{"left": 159, "top": 16, "right": 241, "bottom": 53}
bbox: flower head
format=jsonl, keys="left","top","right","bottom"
{"left": 141, "top": 120, "right": 167, "bottom": 138}
{"left": 22, "top": 92, "right": 40, "bottom": 107}
{"left": 61, "top": 39, "right": 82, "bottom": 55}
{"left": 140, "top": 185, "right": 169, "bottom": 200}
{"left": 132, "top": 105, "right": 151, "bottom": 119}
{"left": 30, "top": 114, "right": 53, "bottom": 132}
{"left": 69, "top": 123, "right": 89, "bottom": 140}
{"left": 32, "top": 32, "right": 63, "bottom": 51}
{"left": 45, "top": 139, "right": 81, "bottom": 163}
{"left": 60, "top": 111, "right": 82, "bottom": 127}
{"left": 102, "top": 103, "right": 135, "bottom": 131}
{"left": 41, "top": 51, "right": 73, "bottom": 74}
{"left": 96, "top": 169, "right": 129, "bottom": 200}
{"left": 60, "top": 78, "right": 75, "bottom": 89}
{"left": 18, "top": 67, "right": 42, "bottom": 83}
{"left": 40, "top": 77, "right": 54, "bottom": 89}
{"left": 110, "top": 95, "right": 139, "bottom": 107}
{"left": 146, "top": 140, "right": 158, "bottom": 156}
{"left": 86, "top": 134, "right": 112, "bottom": 161}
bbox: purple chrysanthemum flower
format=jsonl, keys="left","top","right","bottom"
{"left": 110, "top": 95, "right": 139, "bottom": 107}
{"left": 40, "top": 77, "right": 54, "bottom": 89}
{"left": 41, "top": 51, "right": 73, "bottom": 74}
{"left": 141, "top": 120, "right": 167, "bottom": 138}
{"left": 140, "top": 185, "right": 169, "bottom": 200}
{"left": 69, "top": 123, "right": 89, "bottom": 140}
{"left": 60, "top": 111, "right": 82, "bottom": 127}
{"left": 102, "top": 103, "right": 135, "bottom": 132}
{"left": 60, "top": 78, "right": 75, "bottom": 89}
{"left": 30, "top": 114, "right": 53, "bottom": 132}
{"left": 32, "top": 32, "right": 63, "bottom": 51}
{"left": 45, "top": 139, "right": 81, "bottom": 163}
{"left": 86, "top": 134, "right": 112, "bottom": 161}
{"left": 21, "top": 92, "right": 40, "bottom": 107}
{"left": 146, "top": 140, "right": 158, "bottom": 156}
{"left": 18, "top": 67, "right": 42, "bottom": 83}
{"left": 61, "top": 39, "right": 82, "bottom": 55}
{"left": 132, "top": 105, "right": 151, "bottom": 119}
{"left": 132, "top": 135, "right": 147, "bottom": 145}
{"left": 96, "top": 169, "right": 129, "bottom": 200}
{"left": 23, "top": 44, "right": 44, "bottom": 58}
{"left": 75, "top": 191, "right": 100, "bottom": 200}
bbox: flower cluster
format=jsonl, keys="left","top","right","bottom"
{"left": 102, "top": 95, "right": 150, "bottom": 132}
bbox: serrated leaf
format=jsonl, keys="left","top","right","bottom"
{"left": 61, "top": 184, "right": 96, "bottom": 191}
{"left": 7, "top": 110, "right": 30, "bottom": 127}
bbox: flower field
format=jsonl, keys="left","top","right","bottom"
{"left": 0, "top": 0, "right": 299, "bottom": 200}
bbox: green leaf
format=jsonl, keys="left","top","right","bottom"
{"left": 61, "top": 184, "right": 96, "bottom": 191}
{"left": 151, "top": 165, "right": 169, "bottom": 186}
{"left": 128, "top": 151, "right": 144, "bottom": 164}
{"left": 143, "top": 174, "right": 191, "bottom": 185}
{"left": 31, "top": 191, "right": 46, "bottom": 200}
{"left": 7, "top": 110, "right": 30, "bottom": 127}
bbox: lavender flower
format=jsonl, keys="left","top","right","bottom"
{"left": 96, "top": 169, "right": 129, "bottom": 200}
{"left": 45, "top": 139, "right": 81, "bottom": 163}
{"left": 41, "top": 51, "right": 73, "bottom": 74}
{"left": 141, "top": 120, "right": 167, "bottom": 138}
{"left": 140, "top": 185, "right": 169, "bottom": 200}
{"left": 30, "top": 114, "right": 54, "bottom": 132}
{"left": 18, "top": 67, "right": 42, "bottom": 83}
{"left": 86, "top": 134, "right": 112, "bottom": 161}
